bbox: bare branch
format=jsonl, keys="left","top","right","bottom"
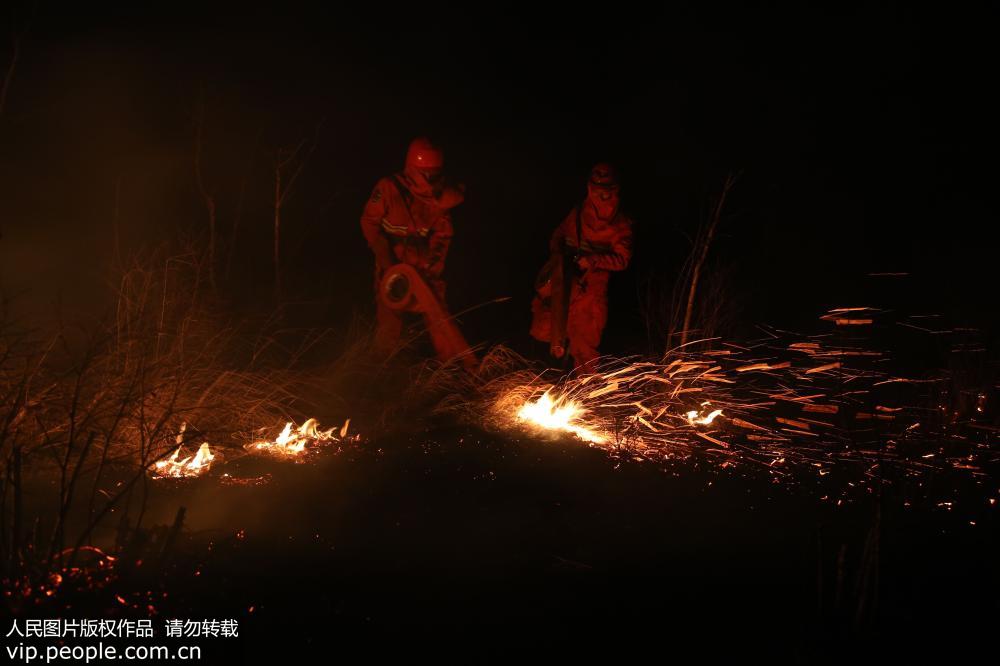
{"left": 679, "top": 171, "right": 741, "bottom": 348}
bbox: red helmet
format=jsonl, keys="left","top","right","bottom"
{"left": 405, "top": 137, "right": 444, "bottom": 170}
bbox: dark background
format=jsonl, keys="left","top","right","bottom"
{"left": 1, "top": 6, "right": 997, "bottom": 660}
{"left": 0, "top": 2, "right": 995, "bottom": 349}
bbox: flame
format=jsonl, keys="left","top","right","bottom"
{"left": 516, "top": 390, "right": 605, "bottom": 444}
{"left": 151, "top": 442, "right": 215, "bottom": 478}
{"left": 686, "top": 408, "right": 724, "bottom": 426}
{"left": 246, "top": 418, "right": 346, "bottom": 457}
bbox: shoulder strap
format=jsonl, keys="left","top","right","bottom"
{"left": 389, "top": 174, "right": 414, "bottom": 209}
{"left": 387, "top": 174, "right": 420, "bottom": 234}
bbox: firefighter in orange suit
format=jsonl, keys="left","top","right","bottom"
{"left": 360, "top": 137, "right": 465, "bottom": 359}
{"left": 531, "top": 163, "right": 634, "bottom": 370}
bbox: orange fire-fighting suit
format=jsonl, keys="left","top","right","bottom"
{"left": 360, "top": 138, "right": 464, "bottom": 358}
{"left": 531, "top": 164, "right": 633, "bottom": 369}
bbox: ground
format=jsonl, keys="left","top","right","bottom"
{"left": 29, "top": 421, "right": 998, "bottom": 664}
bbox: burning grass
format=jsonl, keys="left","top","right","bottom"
{"left": 245, "top": 418, "right": 353, "bottom": 458}
{"left": 464, "top": 311, "right": 996, "bottom": 506}
{"left": 151, "top": 443, "right": 216, "bottom": 479}
{"left": 515, "top": 390, "right": 605, "bottom": 444}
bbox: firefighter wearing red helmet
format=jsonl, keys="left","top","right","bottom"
{"left": 531, "top": 163, "right": 634, "bottom": 370}
{"left": 360, "top": 137, "right": 465, "bottom": 358}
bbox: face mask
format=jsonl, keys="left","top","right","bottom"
{"left": 420, "top": 168, "right": 444, "bottom": 188}
{"left": 403, "top": 167, "right": 442, "bottom": 195}
{"left": 588, "top": 185, "right": 619, "bottom": 219}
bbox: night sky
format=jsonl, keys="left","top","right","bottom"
{"left": 0, "top": 3, "right": 994, "bottom": 351}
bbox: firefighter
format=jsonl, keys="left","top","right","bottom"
{"left": 531, "top": 163, "right": 633, "bottom": 370}
{"left": 360, "top": 137, "right": 465, "bottom": 360}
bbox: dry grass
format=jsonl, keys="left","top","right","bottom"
{"left": 639, "top": 173, "right": 741, "bottom": 355}
{"left": 0, "top": 244, "right": 348, "bottom": 585}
